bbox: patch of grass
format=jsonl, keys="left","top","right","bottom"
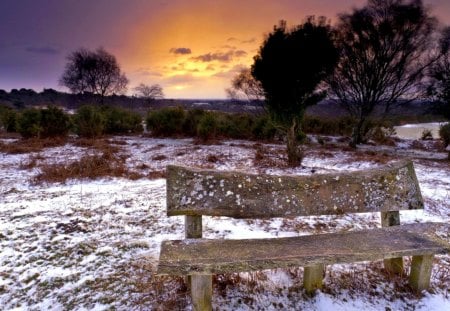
{"left": 33, "top": 150, "right": 130, "bottom": 184}
{"left": 0, "top": 137, "right": 68, "bottom": 154}
{"left": 19, "top": 154, "right": 44, "bottom": 170}
{"left": 152, "top": 154, "right": 167, "bottom": 161}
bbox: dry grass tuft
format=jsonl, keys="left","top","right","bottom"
{"left": 72, "top": 138, "right": 122, "bottom": 154}
{"left": 33, "top": 150, "right": 130, "bottom": 184}
{"left": 147, "top": 171, "right": 167, "bottom": 179}
{"left": 0, "top": 137, "right": 68, "bottom": 154}
{"left": 152, "top": 154, "right": 167, "bottom": 161}
{"left": 19, "top": 154, "right": 45, "bottom": 170}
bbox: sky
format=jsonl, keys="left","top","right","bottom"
{"left": 1, "top": 0, "right": 450, "bottom": 99}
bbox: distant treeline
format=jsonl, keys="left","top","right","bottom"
{"left": 0, "top": 88, "right": 262, "bottom": 115}
{"left": 0, "top": 88, "right": 445, "bottom": 121}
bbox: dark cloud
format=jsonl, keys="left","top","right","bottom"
{"left": 234, "top": 50, "right": 247, "bottom": 57}
{"left": 191, "top": 50, "right": 248, "bottom": 63}
{"left": 170, "top": 47, "right": 192, "bottom": 55}
{"left": 191, "top": 52, "right": 233, "bottom": 62}
{"left": 25, "top": 46, "right": 60, "bottom": 55}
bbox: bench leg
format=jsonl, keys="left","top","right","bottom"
{"left": 191, "top": 274, "right": 212, "bottom": 311}
{"left": 304, "top": 264, "right": 325, "bottom": 295}
{"left": 381, "top": 211, "right": 404, "bottom": 275}
{"left": 409, "top": 254, "right": 434, "bottom": 292}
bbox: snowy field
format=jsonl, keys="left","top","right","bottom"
{"left": 0, "top": 133, "right": 449, "bottom": 310}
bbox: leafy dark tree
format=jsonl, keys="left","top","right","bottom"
{"left": 328, "top": 0, "right": 448, "bottom": 147}
{"left": 60, "top": 47, "right": 128, "bottom": 103}
{"left": 134, "top": 83, "right": 164, "bottom": 105}
{"left": 252, "top": 18, "right": 338, "bottom": 166}
{"left": 225, "top": 68, "right": 264, "bottom": 103}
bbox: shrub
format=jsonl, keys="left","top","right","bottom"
{"left": 0, "top": 106, "right": 18, "bottom": 132}
{"left": 421, "top": 129, "right": 433, "bottom": 140}
{"left": 74, "top": 105, "right": 106, "bottom": 138}
{"left": 302, "top": 116, "right": 355, "bottom": 136}
{"left": 40, "top": 106, "right": 71, "bottom": 138}
{"left": 182, "top": 109, "right": 206, "bottom": 136}
{"left": 197, "top": 112, "right": 218, "bottom": 141}
{"left": 440, "top": 123, "right": 450, "bottom": 147}
{"left": 252, "top": 115, "right": 277, "bottom": 140}
{"left": 146, "top": 107, "right": 186, "bottom": 136}
{"left": 17, "top": 108, "right": 42, "bottom": 138}
{"left": 102, "top": 106, "right": 143, "bottom": 135}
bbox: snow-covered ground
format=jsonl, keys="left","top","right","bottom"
{"left": 0, "top": 134, "right": 449, "bottom": 310}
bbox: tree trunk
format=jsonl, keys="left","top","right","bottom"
{"left": 350, "top": 117, "right": 366, "bottom": 148}
{"left": 286, "top": 118, "right": 303, "bottom": 167}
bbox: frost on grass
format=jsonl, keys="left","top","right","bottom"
{"left": 0, "top": 135, "right": 449, "bottom": 310}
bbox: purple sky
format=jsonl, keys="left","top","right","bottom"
{"left": 1, "top": 0, "right": 449, "bottom": 99}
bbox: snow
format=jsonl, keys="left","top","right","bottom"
{"left": 0, "top": 134, "right": 449, "bottom": 310}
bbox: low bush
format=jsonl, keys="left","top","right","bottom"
{"left": 182, "top": 109, "right": 206, "bottom": 136}
{"left": 102, "top": 106, "right": 143, "bottom": 135}
{"left": 40, "top": 106, "right": 71, "bottom": 138}
{"left": 0, "top": 105, "right": 18, "bottom": 132}
{"left": 421, "top": 129, "right": 433, "bottom": 140}
{"left": 302, "top": 116, "right": 355, "bottom": 136}
{"left": 439, "top": 123, "right": 450, "bottom": 147}
{"left": 146, "top": 107, "right": 186, "bottom": 136}
{"left": 17, "top": 108, "right": 42, "bottom": 138}
{"left": 74, "top": 105, "right": 106, "bottom": 138}
{"left": 197, "top": 112, "right": 219, "bottom": 141}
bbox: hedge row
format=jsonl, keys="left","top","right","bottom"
{"left": 0, "top": 105, "right": 143, "bottom": 138}
{"left": 146, "top": 107, "right": 277, "bottom": 141}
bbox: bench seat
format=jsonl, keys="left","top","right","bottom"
{"left": 158, "top": 222, "right": 449, "bottom": 275}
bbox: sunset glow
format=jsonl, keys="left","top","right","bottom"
{"left": 1, "top": 0, "right": 450, "bottom": 98}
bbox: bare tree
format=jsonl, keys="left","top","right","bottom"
{"left": 328, "top": 0, "right": 448, "bottom": 147}
{"left": 225, "top": 68, "right": 264, "bottom": 103}
{"left": 133, "top": 83, "right": 164, "bottom": 105}
{"left": 428, "top": 27, "right": 450, "bottom": 120}
{"left": 60, "top": 47, "right": 128, "bottom": 103}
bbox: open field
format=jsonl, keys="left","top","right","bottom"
{"left": 0, "top": 132, "right": 449, "bottom": 310}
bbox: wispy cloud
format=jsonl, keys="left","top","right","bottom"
{"left": 191, "top": 50, "right": 248, "bottom": 63}
{"left": 227, "top": 37, "right": 256, "bottom": 44}
{"left": 25, "top": 46, "right": 60, "bottom": 55}
{"left": 135, "top": 68, "right": 163, "bottom": 77}
{"left": 169, "top": 47, "right": 192, "bottom": 55}
{"left": 213, "top": 64, "right": 247, "bottom": 79}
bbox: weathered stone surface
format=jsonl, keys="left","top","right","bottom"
{"left": 381, "top": 211, "right": 404, "bottom": 274}
{"left": 166, "top": 160, "right": 423, "bottom": 218}
{"left": 409, "top": 254, "right": 434, "bottom": 292}
{"left": 191, "top": 275, "right": 212, "bottom": 311}
{"left": 157, "top": 223, "right": 449, "bottom": 276}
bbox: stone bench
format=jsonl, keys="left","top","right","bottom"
{"left": 157, "top": 161, "right": 450, "bottom": 311}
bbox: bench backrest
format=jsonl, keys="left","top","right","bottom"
{"left": 166, "top": 160, "right": 423, "bottom": 219}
